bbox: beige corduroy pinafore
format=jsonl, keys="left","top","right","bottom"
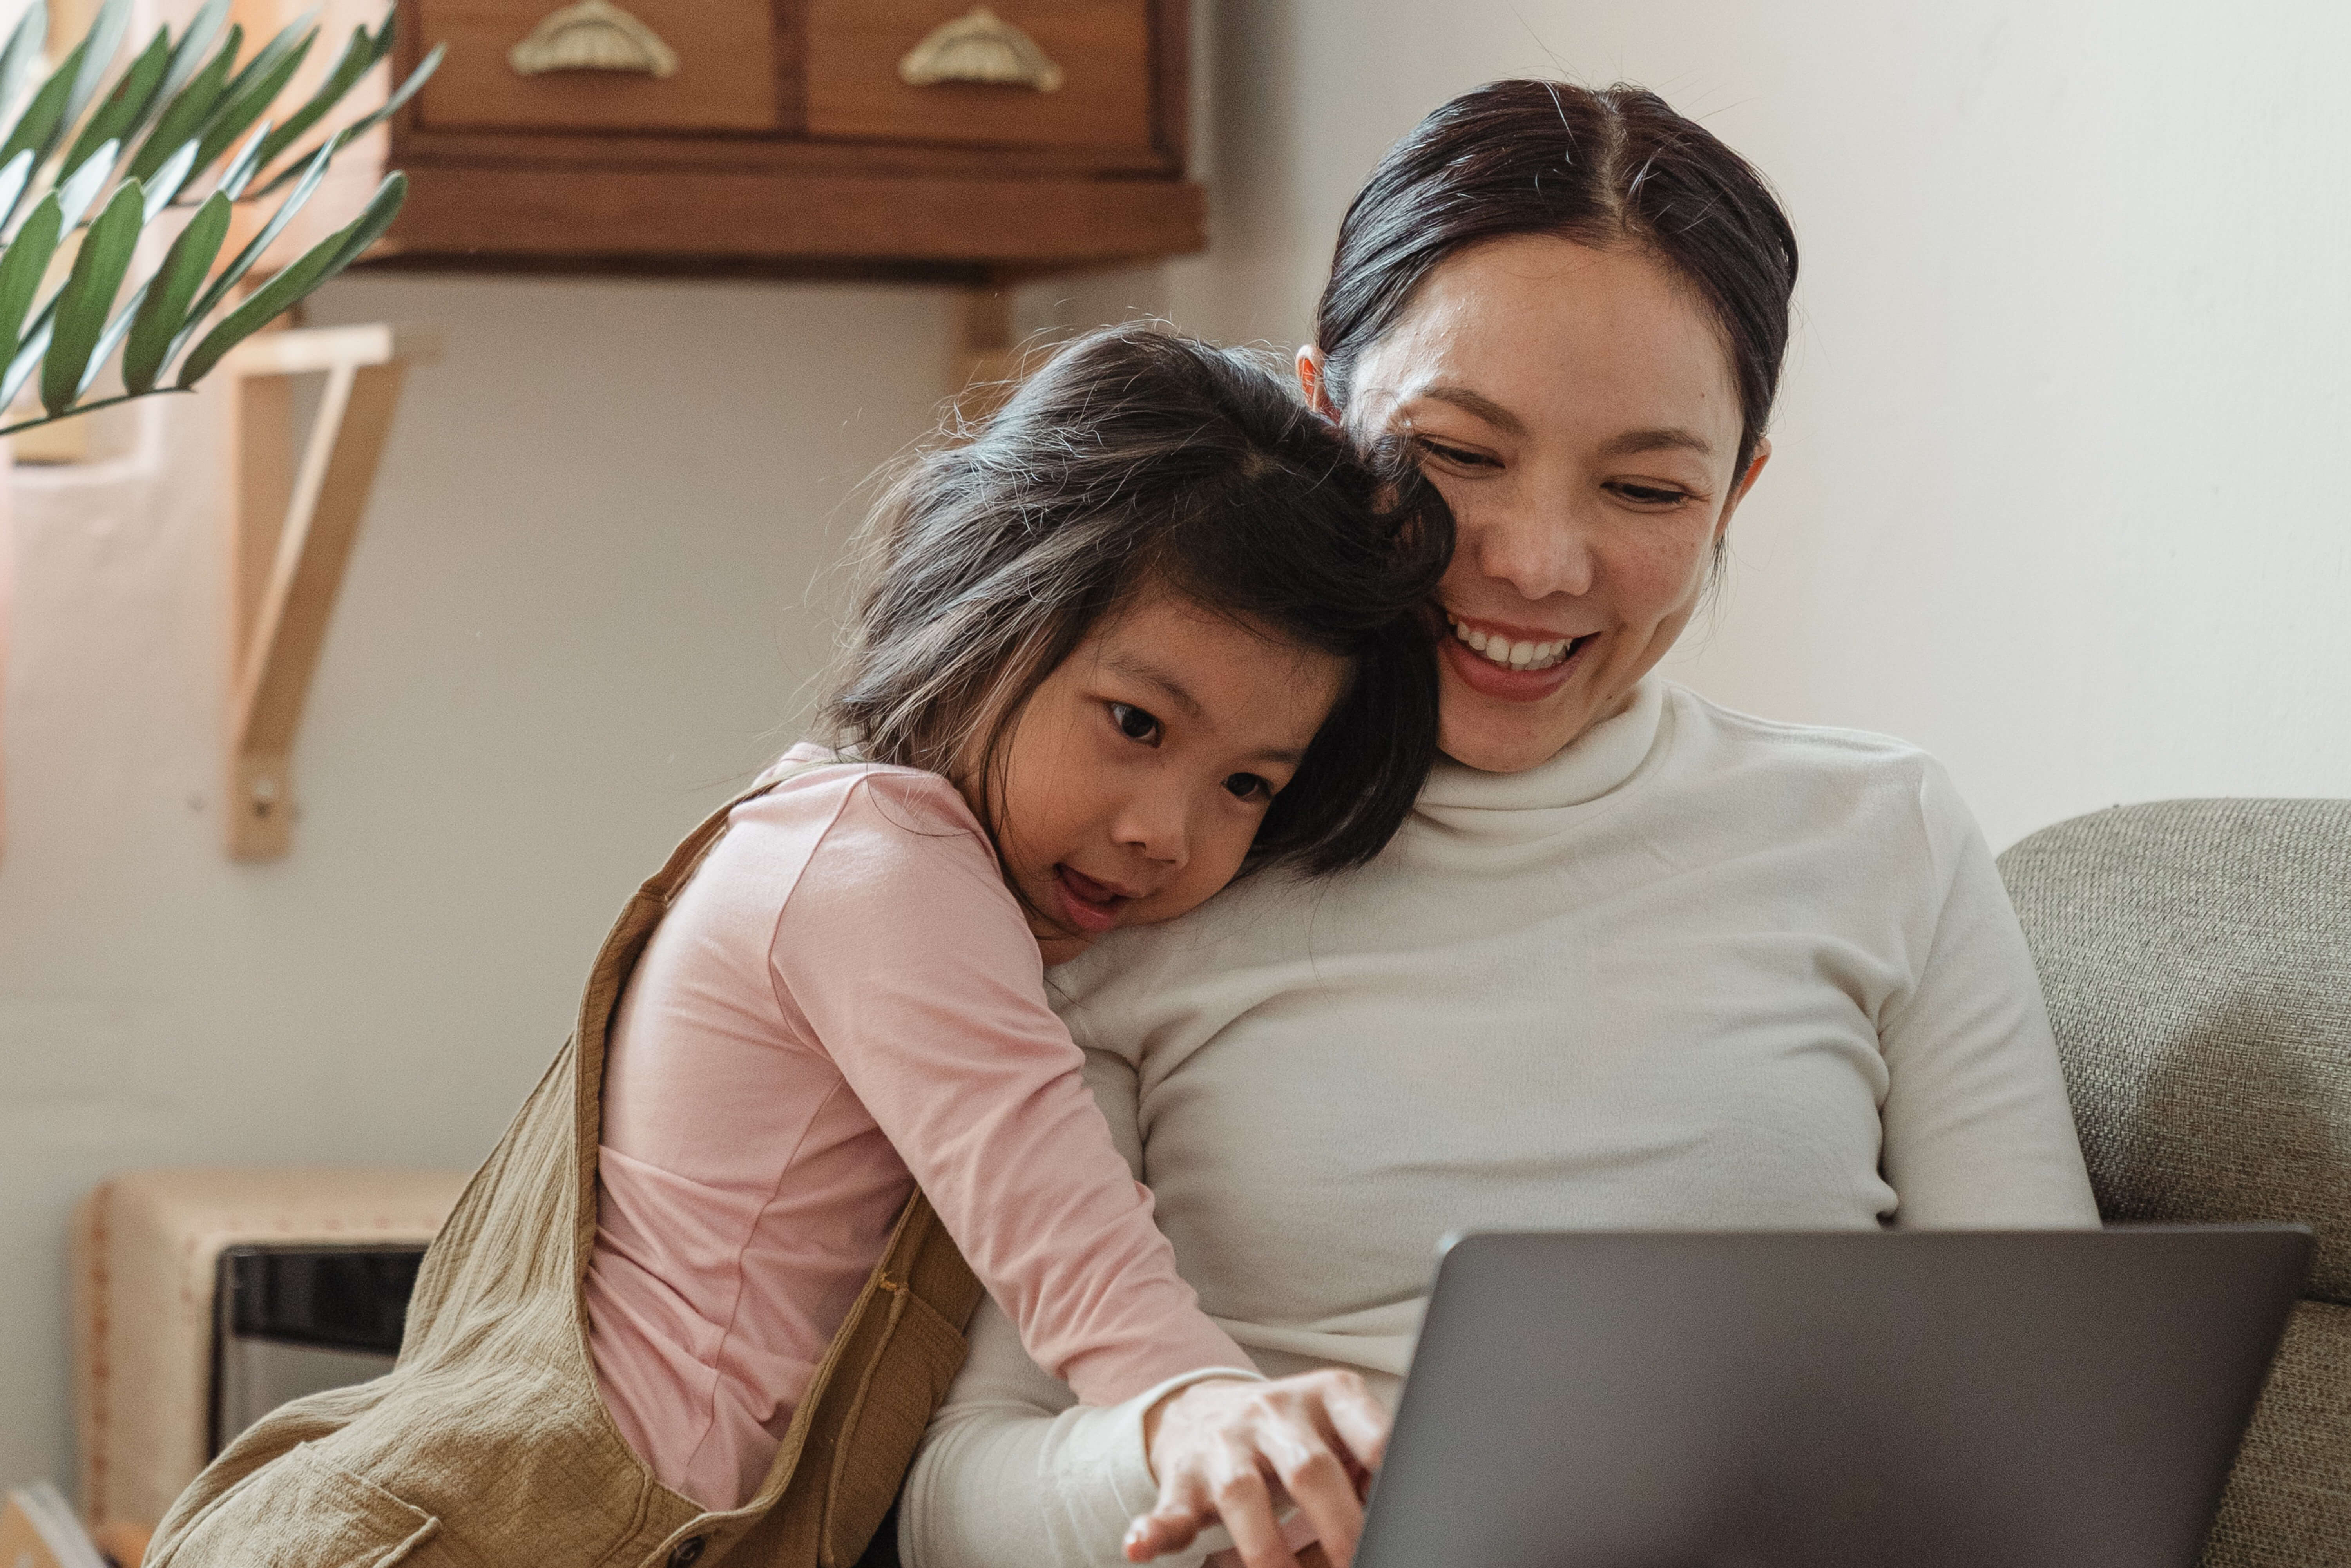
{"left": 146, "top": 768, "right": 986, "bottom": 1568}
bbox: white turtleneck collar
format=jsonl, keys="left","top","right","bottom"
{"left": 1414, "top": 675, "right": 1671, "bottom": 824}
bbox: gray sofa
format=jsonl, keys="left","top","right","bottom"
{"left": 2000, "top": 798, "right": 2350, "bottom": 1568}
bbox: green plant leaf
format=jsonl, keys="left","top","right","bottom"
{"left": 250, "top": 24, "right": 375, "bottom": 174}
{"left": 43, "top": 178, "right": 144, "bottom": 416}
{"left": 1, "top": 315, "right": 54, "bottom": 407}
{"left": 140, "top": 137, "right": 200, "bottom": 216}
{"left": 159, "top": 0, "right": 232, "bottom": 103}
{"left": 60, "top": 0, "right": 134, "bottom": 131}
{"left": 0, "top": 45, "right": 92, "bottom": 172}
{"left": 250, "top": 41, "right": 440, "bottom": 197}
{"left": 54, "top": 139, "right": 121, "bottom": 227}
{"left": 209, "top": 118, "right": 270, "bottom": 200}
{"left": 61, "top": 23, "right": 171, "bottom": 178}
{"left": 364, "top": 9, "right": 399, "bottom": 72}
{"left": 0, "top": 190, "right": 62, "bottom": 363}
{"left": 0, "top": 6, "right": 49, "bottom": 136}
{"left": 202, "top": 9, "right": 317, "bottom": 135}
{"left": 220, "top": 7, "right": 319, "bottom": 100}
{"left": 177, "top": 171, "right": 405, "bottom": 389}
{"left": 125, "top": 22, "right": 238, "bottom": 186}
{"left": 173, "top": 129, "right": 340, "bottom": 341}
{"left": 81, "top": 277, "right": 149, "bottom": 397}
{"left": 174, "top": 241, "right": 337, "bottom": 391}
{"left": 121, "top": 188, "right": 230, "bottom": 394}
{"left": 317, "top": 167, "right": 405, "bottom": 273}
{"left": 0, "top": 147, "right": 34, "bottom": 230}
{"left": 192, "top": 22, "right": 315, "bottom": 175}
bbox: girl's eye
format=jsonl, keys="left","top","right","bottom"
{"left": 1108, "top": 702, "right": 1161, "bottom": 744}
{"left": 1415, "top": 436, "right": 1501, "bottom": 471}
{"left": 1223, "top": 773, "right": 1273, "bottom": 803}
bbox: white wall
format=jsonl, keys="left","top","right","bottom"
{"left": 6, "top": 0, "right": 2350, "bottom": 1505}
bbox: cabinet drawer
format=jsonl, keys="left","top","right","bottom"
{"left": 806, "top": 1, "right": 1156, "bottom": 154}
{"left": 412, "top": 0, "right": 780, "bottom": 133}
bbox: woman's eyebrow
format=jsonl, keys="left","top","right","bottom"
{"left": 1418, "top": 384, "right": 1527, "bottom": 436}
{"left": 1600, "top": 427, "right": 1714, "bottom": 458}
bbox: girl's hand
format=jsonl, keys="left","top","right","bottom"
{"left": 1124, "top": 1370, "right": 1391, "bottom": 1568}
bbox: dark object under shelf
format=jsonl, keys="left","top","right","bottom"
{"left": 208, "top": 1244, "right": 427, "bottom": 1456}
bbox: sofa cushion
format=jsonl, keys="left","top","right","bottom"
{"left": 1997, "top": 798, "right": 2351, "bottom": 1304}
{"left": 2202, "top": 1298, "right": 2351, "bottom": 1568}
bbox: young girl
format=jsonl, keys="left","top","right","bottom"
{"left": 146, "top": 326, "right": 1447, "bottom": 1568}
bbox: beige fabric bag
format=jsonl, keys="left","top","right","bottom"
{"left": 145, "top": 771, "right": 986, "bottom": 1568}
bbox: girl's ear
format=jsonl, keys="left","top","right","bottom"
{"left": 1296, "top": 345, "right": 1338, "bottom": 420}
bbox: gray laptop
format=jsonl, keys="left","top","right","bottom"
{"left": 1356, "top": 1228, "right": 2309, "bottom": 1568}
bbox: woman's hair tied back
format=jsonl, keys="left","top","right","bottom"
{"left": 1317, "top": 78, "right": 1800, "bottom": 475}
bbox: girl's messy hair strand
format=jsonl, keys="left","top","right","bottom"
{"left": 824, "top": 324, "right": 1453, "bottom": 877}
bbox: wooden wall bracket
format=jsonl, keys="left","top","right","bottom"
{"left": 952, "top": 281, "right": 1019, "bottom": 420}
{"left": 220, "top": 324, "right": 438, "bottom": 862}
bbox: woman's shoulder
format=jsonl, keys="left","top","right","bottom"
{"left": 1664, "top": 683, "right": 1936, "bottom": 769}
{"left": 1663, "top": 684, "right": 1960, "bottom": 792}
{"left": 1657, "top": 684, "right": 1981, "bottom": 855}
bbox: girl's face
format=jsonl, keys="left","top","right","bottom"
{"left": 1310, "top": 234, "right": 1770, "bottom": 775}
{"left": 983, "top": 588, "right": 1344, "bottom": 965}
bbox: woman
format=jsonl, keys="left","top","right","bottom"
{"left": 898, "top": 80, "right": 2097, "bottom": 1568}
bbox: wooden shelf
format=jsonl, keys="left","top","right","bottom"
{"left": 369, "top": 163, "right": 1204, "bottom": 277}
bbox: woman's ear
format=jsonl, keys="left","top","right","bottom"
{"left": 1717, "top": 436, "right": 1772, "bottom": 538}
{"left": 1296, "top": 345, "right": 1338, "bottom": 420}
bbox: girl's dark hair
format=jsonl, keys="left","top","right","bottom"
{"left": 1317, "top": 80, "right": 1799, "bottom": 475}
{"left": 824, "top": 324, "right": 1453, "bottom": 876}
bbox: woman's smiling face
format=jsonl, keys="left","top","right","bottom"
{"left": 1311, "top": 233, "right": 1770, "bottom": 775}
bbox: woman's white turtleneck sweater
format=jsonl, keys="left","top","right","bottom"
{"left": 899, "top": 678, "right": 2097, "bottom": 1568}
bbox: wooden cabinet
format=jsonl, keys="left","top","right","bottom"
{"left": 373, "top": 0, "right": 1201, "bottom": 279}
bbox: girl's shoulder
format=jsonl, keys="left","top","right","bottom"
{"left": 725, "top": 742, "right": 1000, "bottom": 892}
{"left": 752, "top": 742, "right": 982, "bottom": 826}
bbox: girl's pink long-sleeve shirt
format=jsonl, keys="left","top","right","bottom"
{"left": 585, "top": 748, "right": 1248, "bottom": 1511}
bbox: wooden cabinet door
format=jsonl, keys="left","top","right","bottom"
{"left": 412, "top": 0, "right": 783, "bottom": 132}
{"left": 804, "top": 1, "right": 1156, "bottom": 153}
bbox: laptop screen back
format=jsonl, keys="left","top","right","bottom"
{"left": 1357, "top": 1228, "right": 2307, "bottom": 1568}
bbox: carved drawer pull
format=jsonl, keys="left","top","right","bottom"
{"left": 509, "top": 0, "right": 679, "bottom": 79}
{"left": 899, "top": 7, "right": 1064, "bottom": 92}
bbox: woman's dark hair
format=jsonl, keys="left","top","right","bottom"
{"left": 825, "top": 324, "right": 1453, "bottom": 876}
{"left": 1317, "top": 80, "right": 1799, "bottom": 475}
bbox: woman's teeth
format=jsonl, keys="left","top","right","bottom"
{"left": 1447, "top": 617, "right": 1580, "bottom": 671}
